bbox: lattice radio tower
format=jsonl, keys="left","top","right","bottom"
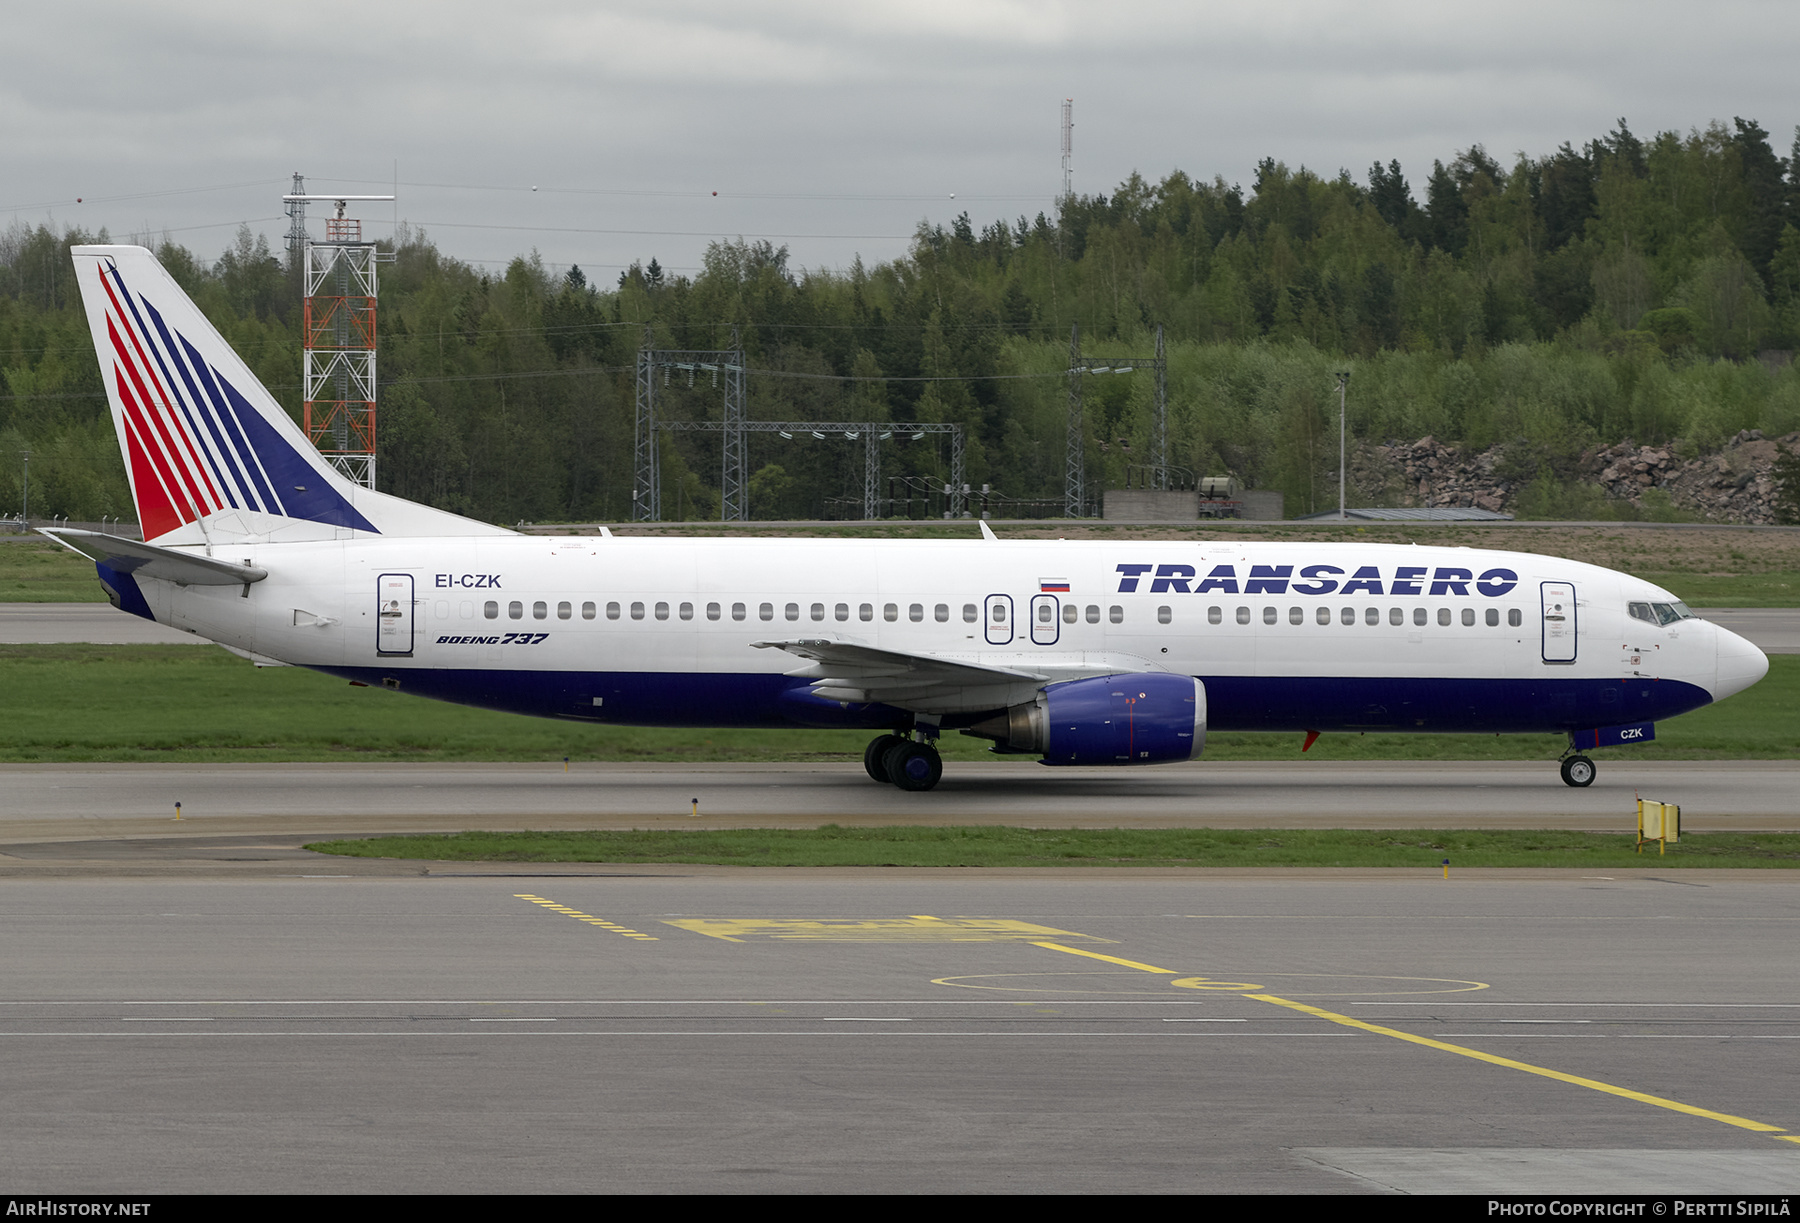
{"left": 283, "top": 180, "right": 394, "bottom": 489}
{"left": 1061, "top": 98, "right": 1074, "bottom": 199}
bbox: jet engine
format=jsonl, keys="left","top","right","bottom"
{"left": 966, "top": 673, "right": 1206, "bottom": 766}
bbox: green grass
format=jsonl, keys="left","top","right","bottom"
{"left": 0, "top": 539, "right": 108, "bottom": 602}
{"left": 303, "top": 826, "right": 1800, "bottom": 868}
{"left": 2, "top": 644, "right": 1796, "bottom": 763}
{"left": 1637, "top": 572, "right": 1800, "bottom": 607}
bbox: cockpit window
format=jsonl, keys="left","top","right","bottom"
{"left": 1632, "top": 600, "right": 1695, "bottom": 626}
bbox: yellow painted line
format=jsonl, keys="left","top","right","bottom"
{"left": 1247, "top": 994, "right": 1787, "bottom": 1136}
{"left": 1023, "top": 939, "right": 1789, "bottom": 1140}
{"left": 1029, "top": 943, "right": 1180, "bottom": 973}
{"left": 667, "top": 918, "right": 1112, "bottom": 943}
{"left": 515, "top": 894, "right": 658, "bottom": 941}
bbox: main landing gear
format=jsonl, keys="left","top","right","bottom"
{"left": 1559, "top": 754, "right": 1597, "bottom": 788}
{"left": 864, "top": 733, "right": 943, "bottom": 792}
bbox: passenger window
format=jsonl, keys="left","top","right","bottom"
{"left": 434, "top": 601, "right": 450, "bottom": 620}
{"left": 533, "top": 601, "right": 547, "bottom": 620}
{"left": 1316, "top": 606, "right": 1330, "bottom": 626}
{"left": 1290, "top": 607, "right": 1303, "bottom": 625}
{"left": 1437, "top": 608, "right": 1451, "bottom": 626}
{"left": 1209, "top": 606, "right": 1222, "bottom": 625}
{"left": 630, "top": 602, "right": 644, "bottom": 620}
{"left": 509, "top": 601, "right": 523, "bottom": 620}
{"left": 732, "top": 603, "right": 746, "bottom": 621}
{"left": 759, "top": 603, "right": 774, "bottom": 621}
{"left": 1365, "top": 607, "right": 1379, "bottom": 626}
{"left": 1237, "top": 607, "right": 1252, "bottom": 625}
{"left": 1508, "top": 608, "right": 1522, "bottom": 627}
{"left": 1340, "top": 607, "right": 1354, "bottom": 626}
{"left": 1486, "top": 608, "right": 1499, "bottom": 627}
{"left": 706, "top": 603, "right": 721, "bottom": 621}
{"left": 606, "top": 602, "right": 620, "bottom": 620}
{"left": 1389, "top": 608, "right": 1403, "bottom": 626}
{"left": 786, "top": 603, "right": 800, "bottom": 621}
{"left": 1262, "top": 607, "right": 1276, "bottom": 625}
{"left": 859, "top": 604, "right": 873, "bottom": 622}
{"left": 909, "top": 603, "right": 924, "bottom": 622}
{"left": 1086, "top": 605, "right": 1100, "bottom": 624}
{"left": 1063, "top": 604, "right": 1077, "bottom": 624}
{"left": 1158, "top": 606, "right": 1172, "bottom": 624}
{"left": 962, "top": 604, "right": 978, "bottom": 623}
{"left": 655, "top": 602, "right": 670, "bottom": 621}
{"left": 460, "top": 601, "right": 474, "bottom": 619}
{"left": 1109, "top": 605, "right": 1124, "bottom": 624}
{"left": 582, "top": 602, "right": 596, "bottom": 620}
{"left": 935, "top": 604, "right": 949, "bottom": 622}
{"left": 557, "top": 601, "right": 572, "bottom": 620}
{"left": 678, "top": 602, "right": 693, "bottom": 621}
{"left": 1039, "top": 603, "right": 1054, "bottom": 623}
{"left": 811, "top": 603, "right": 825, "bottom": 622}
{"left": 835, "top": 603, "right": 849, "bottom": 622}
{"left": 991, "top": 604, "right": 1006, "bottom": 623}
{"left": 1413, "top": 608, "right": 1426, "bottom": 626}
{"left": 484, "top": 601, "right": 499, "bottom": 619}
{"left": 884, "top": 604, "right": 899, "bottom": 622}
{"left": 1462, "top": 608, "right": 1475, "bottom": 626}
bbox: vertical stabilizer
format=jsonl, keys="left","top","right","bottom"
{"left": 70, "top": 245, "right": 510, "bottom": 543}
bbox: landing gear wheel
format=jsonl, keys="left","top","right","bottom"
{"left": 863, "top": 734, "right": 903, "bottom": 784}
{"left": 885, "top": 741, "right": 943, "bottom": 792}
{"left": 1560, "top": 755, "right": 1597, "bottom": 787}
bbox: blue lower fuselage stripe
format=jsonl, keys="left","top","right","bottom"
{"left": 319, "top": 666, "right": 1713, "bottom": 734}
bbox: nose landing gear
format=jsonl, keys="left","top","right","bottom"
{"left": 1559, "top": 754, "right": 1597, "bottom": 787}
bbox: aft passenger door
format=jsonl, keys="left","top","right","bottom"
{"left": 377, "top": 573, "right": 415, "bottom": 657}
{"left": 1541, "top": 581, "right": 1576, "bottom": 664}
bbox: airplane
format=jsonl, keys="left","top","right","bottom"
{"left": 43, "top": 244, "right": 1770, "bottom": 793}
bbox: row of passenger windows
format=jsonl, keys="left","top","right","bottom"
{"left": 466, "top": 599, "right": 1521, "bottom": 629}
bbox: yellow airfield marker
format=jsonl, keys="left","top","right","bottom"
{"left": 1028, "top": 938, "right": 1793, "bottom": 1142}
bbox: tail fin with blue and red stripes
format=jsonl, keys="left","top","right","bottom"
{"left": 70, "top": 244, "right": 508, "bottom": 543}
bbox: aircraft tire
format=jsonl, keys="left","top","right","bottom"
{"left": 1560, "top": 755, "right": 1597, "bottom": 787}
{"left": 864, "top": 735, "right": 903, "bottom": 783}
{"left": 887, "top": 742, "right": 943, "bottom": 792}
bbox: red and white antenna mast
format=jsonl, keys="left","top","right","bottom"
{"left": 281, "top": 189, "right": 394, "bottom": 490}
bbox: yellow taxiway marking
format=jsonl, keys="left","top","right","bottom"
{"left": 666, "top": 918, "right": 1113, "bottom": 944}
{"left": 515, "top": 894, "right": 658, "bottom": 941}
{"left": 1029, "top": 940, "right": 1791, "bottom": 1141}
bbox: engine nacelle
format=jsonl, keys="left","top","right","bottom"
{"left": 967, "top": 673, "right": 1206, "bottom": 766}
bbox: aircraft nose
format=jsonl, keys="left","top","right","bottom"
{"left": 1713, "top": 621, "right": 1769, "bottom": 702}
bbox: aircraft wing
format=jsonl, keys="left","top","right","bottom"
{"left": 40, "top": 528, "right": 268, "bottom": 587}
{"left": 751, "top": 637, "right": 1047, "bottom": 706}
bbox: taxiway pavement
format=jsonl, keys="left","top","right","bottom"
{"left": 3, "top": 872, "right": 1796, "bottom": 1193}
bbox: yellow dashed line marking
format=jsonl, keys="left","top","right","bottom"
{"left": 667, "top": 917, "right": 1112, "bottom": 943}
{"left": 515, "top": 894, "right": 658, "bottom": 941}
{"left": 1028, "top": 939, "right": 1793, "bottom": 1143}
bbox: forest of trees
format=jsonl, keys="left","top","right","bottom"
{"left": 5, "top": 116, "right": 1800, "bottom": 524}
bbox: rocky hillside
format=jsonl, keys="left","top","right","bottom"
{"left": 1358, "top": 431, "right": 1797, "bottom": 523}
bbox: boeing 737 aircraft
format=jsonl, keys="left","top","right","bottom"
{"left": 45, "top": 245, "right": 1769, "bottom": 792}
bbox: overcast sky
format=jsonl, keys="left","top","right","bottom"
{"left": 5, "top": 1, "right": 1797, "bottom": 281}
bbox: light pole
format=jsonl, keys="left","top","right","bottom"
{"left": 18, "top": 450, "right": 27, "bottom": 525}
{"left": 1334, "top": 373, "right": 1350, "bottom": 521}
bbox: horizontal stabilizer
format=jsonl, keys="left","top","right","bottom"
{"left": 41, "top": 528, "right": 267, "bottom": 587}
